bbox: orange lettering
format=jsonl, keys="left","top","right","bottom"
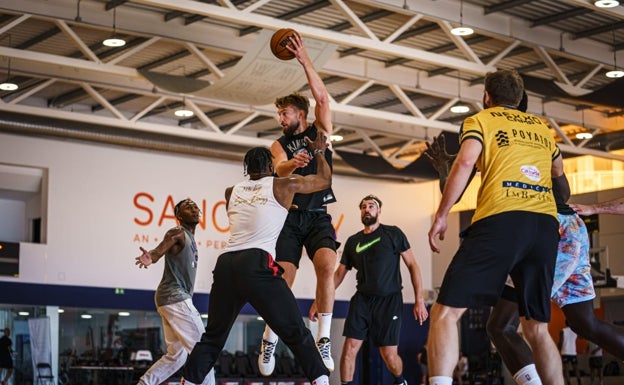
{"left": 158, "top": 195, "right": 177, "bottom": 226}
{"left": 212, "top": 201, "right": 230, "bottom": 233}
{"left": 133, "top": 192, "right": 154, "bottom": 226}
{"left": 198, "top": 200, "right": 207, "bottom": 230}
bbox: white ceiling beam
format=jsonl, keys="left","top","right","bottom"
{"left": 7, "top": 79, "right": 56, "bottom": 105}
{"left": 384, "top": 14, "right": 423, "bottom": 43}
{"left": 55, "top": 20, "right": 100, "bottom": 63}
{"left": 3, "top": 43, "right": 617, "bottom": 135}
{"left": 186, "top": 99, "right": 221, "bottom": 133}
{"left": 533, "top": 46, "right": 570, "bottom": 86}
{"left": 225, "top": 112, "right": 261, "bottom": 136}
{"left": 185, "top": 42, "right": 225, "bottom": 79}
{"left": 389, "top": 139, "right": 416, "bottom": 160}
{"left": 0, "top": 102, "right": 274, "bottom": 148}
{"left": 241, "top": 0, "right": 273, "bottom": 14}
{"left": 438, "top": 20, "right": 484, "bottom": 65}
{"left": 329, "top": 0, "right": 379, "bottom": 41}
{"left": 389, "top": 84, "right": 425, "bottom": 119}
{"left": 357, "top": 131, "right": 394, "bottom": 162}
{"left": 130, "top": 0, "right": 495, "bottom": 75}
{"left": 81, "top": 83, "right": 126, "bottom": 120}
{"left": 359, "top": 0, "right": 621, "bottom": 66}
{"left": 429, "top": 98, "right": 459, "bottom": 121}
{"left": 486, "top": 40, "right": 521, "bottom": 67}
{"left": 131, "top": 96, "right": 167, "bottom": 122}
{"left": 548, "top": 118, "right": 576, "bottom": 147}
{"left": 339, "top": 80, "right": 375, "bottom": 105}
{"left": 0, "top": 14, "right": 30, "bottom": 35}
{"left": 107, "top": 36, "right": 161, "bottom": 65}
{"left": 575, "top": 64, "right": 604, "bottom": 89}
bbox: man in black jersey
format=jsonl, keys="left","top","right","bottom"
{"left": 259, "top": 30, "right": 338, "bottom": 375}
{"left": 310, "top": 195, "right": 428, "bottom": 385}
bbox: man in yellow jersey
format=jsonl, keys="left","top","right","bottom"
{"left": 427, "top": 69, "right": 564, "bottom": 385}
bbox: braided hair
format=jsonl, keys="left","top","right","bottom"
{"left": 244, "top": 147, "right": 273, "bottom": 176}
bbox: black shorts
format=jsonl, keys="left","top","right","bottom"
{"left": 275, "top": 209, "right": 338, "bottom": 268}
{"left": 437, "top": 211, "right": 558, "bottom": 322}
{"left": 589, "top": 356, "right": 603, "bottom": 369}
{"left": 0, "top": 357, "right": 13, "bottom": 369}
{"left": 343, "top": 291, "right": 402, "bottom": 346}
{"left": 562, "top": 355, "right": 577, "bottom": 364}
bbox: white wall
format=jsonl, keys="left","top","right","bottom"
{"left": 0, "top": 198, "right": 26, "bottom": 242}
{"left": 0, "top": 132, "right": 441, "bottom": 301}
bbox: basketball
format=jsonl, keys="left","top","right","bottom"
{"left": 270, "top": 28, "right": 299, "bottom": 61}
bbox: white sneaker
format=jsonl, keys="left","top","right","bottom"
{"left": 316, "top": 337, "right": 334, "bottom": 371}
{"left": 258, "top": 339, "right": 277, "bottom": 376}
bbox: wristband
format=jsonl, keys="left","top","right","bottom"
{"left": 313, "top": 148, "right": 324, "bottom": 155}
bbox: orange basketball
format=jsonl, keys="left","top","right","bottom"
{"left": 270, "top": 28, "right": 299, "bottom": 61}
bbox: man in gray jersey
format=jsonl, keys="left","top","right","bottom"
{"left": 135, "top": 199, "right": 214, "bottom": 385}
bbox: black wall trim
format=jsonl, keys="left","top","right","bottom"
{"left": 5, "top": 281, "right": 352, "bottom": 317}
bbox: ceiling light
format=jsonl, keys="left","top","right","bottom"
{"left": 330, "top": 134, "right": 344, "bottom": 142}
{"left": 102, "top": 7, "right": 126, "bottom": 47}
{"left": 175, "top": 109, "right": 194, "bottom": 117}
{"left": 118, "top": 311, "right": 130, "bottom": 316}
{"left": 451, "top": 105, "right": 470, "bottom": 114}
{"left": 451, "top": 0, "right": 474, "bottom": 36}
{"left": 1, "top": 34, "right": 18, "bottom": 91}
{"left": 594, "top": 0, "right": 619, "bottom": 8}
{"left": 103, "top": 38, "right": 126, "bottom": 47}
{"left": 606, "top": 30, "right": 622, "bottom": 78}
{"left": 58, "top": 309, "right": 65, "bottom": 313}
{"left": 606, "top": 69, "right": 624, "bottom": 78}
{"left": 0, "top": 82, "right": 18, "bottom": 91}
{"left": 81, "top": 313, "right": 92, "bottom": 319}
{"left": 18, "top": 311, "right": 29, "bottom": 316}
{"left": 576, "top": 132, "right": 593, "bottom": 140}
{"left": 451, "top": 27, "right": 474, "bottom": 36}
{"left": 201, "top": 313, "right": 208, "bottom": 319}
{"left": 176, "top": 97, "right": 194, "bottom": 117}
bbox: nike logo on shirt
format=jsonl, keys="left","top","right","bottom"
{"left": 355, "top": 237, "right": 381, "bottom": 253}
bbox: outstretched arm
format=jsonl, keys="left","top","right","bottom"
{"left": 401, "top": 248, "right": 429, "bottom": 325}
{"left": 286, "top": 33, "right": 332, "bottom": 135}
{"left": 135, "top": 227, "right": 185, "bottom": 269}
{"left": 569, "top": 197, "right": 624, "bottom": 216}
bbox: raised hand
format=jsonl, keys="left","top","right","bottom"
{"left": 423, "top": 134, "right": 456, "bottom": 176}
{"left": 135, "top": 246, "right": 152, "bottom": 269}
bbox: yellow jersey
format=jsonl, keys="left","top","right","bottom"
{"left": 460, "top": 106, "right": 560, "bottom": 223}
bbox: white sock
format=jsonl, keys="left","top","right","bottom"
{"left": 318, "top": 313, "right": 332, "bottom": 339}
{"left": 513, "top": 364, "right": 542, "bottom": 385}
{"left": 312, "top": 374, "right": 329, "bottom": 385}
{"left": 262, "top": 325, "right": 278, "bottom": 343}
{"left": 429, "top": 376, "right": 453, "bottom": 385}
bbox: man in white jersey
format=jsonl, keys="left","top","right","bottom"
{"left": 181, "top": 132, "right": 332, "bottom": 385}
{"left": 135, "top": 199, "right": 215, "bottom": 385}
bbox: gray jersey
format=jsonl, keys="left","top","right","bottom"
{"left": 155, "top": 227, "right": 198, "bottom": 307}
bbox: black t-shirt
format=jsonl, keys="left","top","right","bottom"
{"left": 0, "top": 336, "right": 12, "bottom": 360}
{"left": 341, "top": 224, "right": 410, "bottom": 296}
{"left": 277, "top": 124, "right": 336, "bottom": 209}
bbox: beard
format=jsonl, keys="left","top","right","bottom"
{"left": 283, "top": 120, "right": 299, "bottom": 138}
{"left": 361, "top": 214, "right": 377, "bottom": 226}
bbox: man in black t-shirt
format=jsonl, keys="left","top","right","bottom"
{"left": 311, "top": 195, "right": 428, "bottom": 385}
{"left": 0, "top": 328, "right": 13, "bottom": 385}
